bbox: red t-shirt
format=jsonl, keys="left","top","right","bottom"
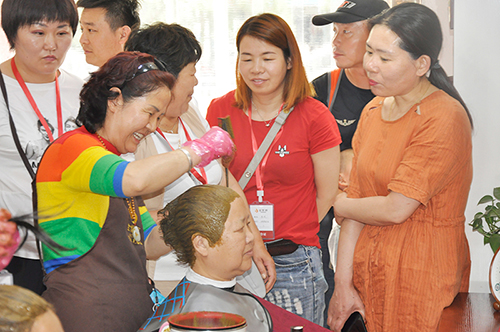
{"left": 207, "top": 91, "right": 341, "bottom": 247}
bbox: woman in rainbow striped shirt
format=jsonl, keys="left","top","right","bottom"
{"left": 35, "top": 52, "right": 234, "bottom": 332}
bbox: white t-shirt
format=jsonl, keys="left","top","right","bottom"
{"left": 152, "top": 102, "right": 222, "bottom": 280}
{"left": 0, "top": 69, "right": 83, "bottom": 259}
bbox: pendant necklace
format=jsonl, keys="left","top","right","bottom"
{"left": 162, "top": 118, "right": 181, "bottom": 146}
{"left": 252, "top": 101, "right": 279, "bottom": 127}
{"left": 125, "top": 197, "right": 142, "bottom": 243}
{"left": 96, "top": 133, "right": 141, "bottom": 243}
{"left": 388, "top": 81, "right": 432, "bottom": 121}
{"left": 163, "top": 118, "right": 179, "bottom": 133}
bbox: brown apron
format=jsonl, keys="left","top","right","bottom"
{"left": 42, "top": 196, "right": 154, "bottom": 332}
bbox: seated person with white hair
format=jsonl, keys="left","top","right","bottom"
{"left": 139, "top": 185, "right": 272, "bottom": 332}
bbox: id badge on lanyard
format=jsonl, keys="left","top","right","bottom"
{"left": 246, "top": 104, "right": 284, "bottom": 241}
{"left": 250, "top": 190, "right": 275, "bottom": 240}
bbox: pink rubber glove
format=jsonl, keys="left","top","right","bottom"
{"left": 0, "top": 208, "right": 19, "bottom": 270}
{"left": 183, "top": 126, "right": 235, "bottom": 167}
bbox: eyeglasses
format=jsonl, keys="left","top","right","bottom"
{"left": 128, "top": 58, "right": 168, "bottom": 81}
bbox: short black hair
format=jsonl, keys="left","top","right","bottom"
{"left": 125, "top": 22, "right": 201, "bottom": 77}
{"left": 76, "top": 0, "right": 141, "bottom": 31}
{"left": 1, "top": 0, "right": 78, "bottom": 49}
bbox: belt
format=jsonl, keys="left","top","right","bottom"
{"left": 265, "top": 239, "right": 299, "bottom": 256}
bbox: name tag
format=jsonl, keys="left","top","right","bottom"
{"left": 250, "top": 201, "right": 274, "bottom": 240}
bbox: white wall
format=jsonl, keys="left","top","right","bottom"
{"left": 455, "top": 0, "right": 500, "bottom": 292}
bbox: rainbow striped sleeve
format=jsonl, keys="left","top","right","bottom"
{"left": 139, "top": 204, "right": 156, "bottom": 239}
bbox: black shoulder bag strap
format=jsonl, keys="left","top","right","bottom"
{"left": 238, "top": 106, "right": 294, "bottom": 190}
{"left": 0, "top": 69, "right": 46, "bottom": 274}
{"left": 0, "top": 70, "right": 35, "bottom": 179}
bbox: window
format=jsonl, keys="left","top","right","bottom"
{"left": 0, "top": 0, "right": 345, "bottom": 114}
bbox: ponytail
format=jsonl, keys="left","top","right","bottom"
{"left": 429, "top": 63, "right": 473, "bottom": 128}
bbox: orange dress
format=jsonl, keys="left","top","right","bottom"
{"left": 348, "top": 91, "right": 472, "bottom": 332}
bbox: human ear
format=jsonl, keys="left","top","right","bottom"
{"left": 286, "top": 57, "right": 292, "bottom": 70}
{"left": 416, "top": 55, "right": 431, "bottom": 77}
{"left": 192, "top": 234, "right": 209, "bottom": 257}
{"left": 118, "top": 26, "right": 132, "bottom": 45}
{"left": 107, "top": 87, "right": 123, "bottom": 113}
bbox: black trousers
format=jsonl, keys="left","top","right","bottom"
{"left": 5, "top": 256, "right": 46, "bottom": 295}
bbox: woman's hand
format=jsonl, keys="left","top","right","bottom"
{"left": 0, "top": 208, "right": 19, "bottom": 270}
{"left": 183, "top": 127, "right": 235, "bottom": 167}
{"left": 328, "top": 219, "right": 365, "bottom": 331}
{"left": 327, "top": 281, "right": 365, "bottom": 332}
{"left": 144, "top": 226, "right": 172, "bottom": 260}
{"left": 252, "top": 240, "right": 276, "bottom": 292}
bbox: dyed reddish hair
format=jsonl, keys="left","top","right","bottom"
{"left": 78, "top": 51, "right": 175, "bottom": 133}
{"left": 234, "top": 13, "right": 313, "bottom": 111}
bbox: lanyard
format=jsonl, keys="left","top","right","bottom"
{"left": 247, "top": 103, "right": 285, "bottom": 202}
{"left": 11, "top": 58, "right": 62, "bottom": 143}
{"left": 155, "top": 118, "right": 207, "bottom": 184}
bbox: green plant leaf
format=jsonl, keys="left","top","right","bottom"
{"left": 494, "top": 187, "right": 500, "bottom": 200}
{"left": 476, "top": 227, "right": 487, "bottom": 236}
{"left": 485, "top": 215, "right": 494, "bottom": 229}
{"left": 479, "top": 195, "right": 494, "bottom": 205}
{"left": 469, "top": 189, "right": 500, "bottom": 244}
{"left": 492, "top": 207, "right": 500, "bottom": 219}
{"left": 491, "top": 234, "right": 500, "bottom": 253}
{"left": 471, "top": 218, "right": 483, "bottom": 231}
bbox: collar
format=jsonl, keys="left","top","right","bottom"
{"left": 186, "top": 267, "right": 237, "bottom": 289}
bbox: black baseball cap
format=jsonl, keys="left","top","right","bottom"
{"left": 312, "top": 0, "right": 389, "bottom": 25}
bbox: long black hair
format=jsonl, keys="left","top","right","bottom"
{"left": 10, "top": 214, "right": 69, "bottom": 255}
{"left": 370, "top": 3, "right": 473, "bottom": 128}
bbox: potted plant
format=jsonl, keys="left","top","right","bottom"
{"left": 469, "top": 187, "right": 500, "bottom": 253}
{"left": 469, "top": 187, "right": 500, "bottom": 310}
